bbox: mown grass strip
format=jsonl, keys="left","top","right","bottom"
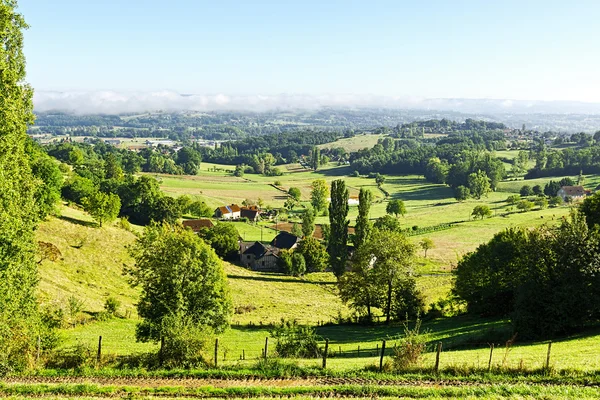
{"left": 2, "top": 383, "right": 600, "bottom": 399}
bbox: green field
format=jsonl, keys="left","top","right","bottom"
{"left": 318, "top": 134, "right": 385, "bottom": 152}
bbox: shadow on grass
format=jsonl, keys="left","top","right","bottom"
{"left": 59, "top": 215, "right": 97, "bottom": 228}
{"left": 390, "top": 186, "right": 454, "bottom": 202}
{"left": 227, "top": 274, "right": 335, "bottom": 285}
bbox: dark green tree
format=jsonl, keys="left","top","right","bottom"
{"left": 352, "top": 188, "right": 373, "bottom": 250}
{"left": 198, "top": 223, "right": 240, "bottom": 260}
{"left": 329, "top": 179, "right": 349, "bottom": 277}
{"left": 467, "top": 170, "right": 491, "bottom": 199}
{"left": 301, "top": 207, "right": 315, "bottom": 238}
{"left": 297, "top": 236, "right": 329, "bottom": 272}
{"left": 454, "top": 185, "right": 470, "bottom": 202}
{"left": 288, "top": 187, "right": 301, "bottom": 202}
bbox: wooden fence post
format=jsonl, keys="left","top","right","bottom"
{"left": 264, "top": 337, "right": 269, "bottom": 360}
{"left": 434, "top": 342, "right": 442, "bottom": 373}
{"left": 243, "top": 349, "right": 245, "bottom": 360}
{"left": 357, "top": 345, "right": 360, "bottom": 357}
{"left": 97, "top": 336, "right": 102, "bottom": 366}
{"left": 214, "top": 338, "right": 219, "bottom": 367}
{"left": 546, "top": 341, "right": 552, "bottom": 369}
{"left": 322, "top": 339, "right": 329, "bottom": 369}
{"left": 488, "top": 343, "right": 494, "bottom": 371}
{"left": 379, "top": 340, "right": 386, "bottom": 372}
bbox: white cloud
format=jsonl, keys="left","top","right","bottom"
{"left": 32, "top": 90, "right": 600, "bottom": 115}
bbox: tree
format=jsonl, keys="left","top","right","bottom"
{"left": 532, "top": 185, "right": 543, "bottom": 196}
{"left": 311, "top": 147, "right": 321, "bottom": 171}
{"left": 30, "top": 155, "right": 63, "bottom": 219}
{"left": 82, "top": 191, "right": 121, "bottom": 227}
{"left": 580, "top": 192, "right": 600, "bottom": 228}
{"left": 0, "top": 1, "right": 42, "bottom": 369}
{"left": 288, "top": 187, "right": 301, "bottom": 202}
{"left": 520, "top": 185, "right": 534, "bottom": 197}
{"left": 320, "top": 223, "right": 331, "bottom": 246}
{"left": 127, "top": 224, "right": 232, "bottom": 341}
{"left": 513, "top": 151, "right": 529, "bottom": 175}
{"left": 353, "top": 188, "right": 373, "bottom": 250}
{"left": 506, "top": 194, "right": 520, "bottom": 205}
{"left": 104, "top": 153, "right": 124, "bottom": 180}
{"left": 188, "top": 200, "right": 212, "bottom": 218}
{"left": 310, "top": 179, "right": 329, "bottom": 213}
{"left": 301, "top": 207, "right": 315, "bottom": 238}
{"left": 535, "top": 197, "right": 548, "bottom": 209}
{"left": 386, "top": 199, "right": 406, "bottom": 218}
{"left": 198, "top": 223, "right": 240, "bottom": 260}
{"left": 291, "top": 222, "right": 303, "bottom": 237}
{"left": 471, "top": 205, "right": 492, "bottom": 220}
{"left": 549, "top": 196, "right": 563, "bottom": 207}
{"left": 454, "top": 185, "right": 470, "bottom": 202}
{"left": 284, "top": 197, "right": 297, "bottom": 211}
{"left": 373, "top": 214, "right": 402, "bottom": 232}
{"left": 329, "top": 180, "right": 349, "bottom": 278}
{"left": 341, "top": 229, "right": 417, "bottom": 324}
{"left": 517, "top": 200, "right": 534, "bottom": 212}
{"left": 291, "top": 252, "right": 307, "bottom": 276}
{"left": 544, "top": 180, "right": 562, "bottom": 197}
{"left": 419, "top": 238, "right": 434, "bottom": 258}
{"left": 375, "top": 173, "right": 386, "bottom": 186}
{"left": 467, "top": 170, "right": 491, "bottom": 199}
{"left": 297, "top": 236, "right": 329, "bottom": 273}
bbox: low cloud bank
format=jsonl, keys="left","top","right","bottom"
{"left": 33, "top": 90, "right": 600, "bottom": 115}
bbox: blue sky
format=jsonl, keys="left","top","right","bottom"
{"left": 19, "top": 0, "right": 600, "bottom": 102}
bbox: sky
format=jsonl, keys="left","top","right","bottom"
{"left": 18, "top": 0, "right": 600, "bottom": 104}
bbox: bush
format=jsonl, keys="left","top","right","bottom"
{"left": 45, "top": 342, "right": 96, "bottom": 369}
{"left": 104, "top": 297, "right": 121, "bottom": 316}
{"left": 391, "top": 318, "right": 430, "bottom": 370}
{"left": 350, "top": 170, "right": 360, "bottom": 177}
{"left": 270, "top": 319, "right": 322, "bottom": 358}
{"left": 274, "top": 180, "right": 282, "bottom": 186}
{"left": 118, "top": 217, "right": 132, "bottom": 231}
{"left": 159, "top": 314, "right": 213, "bottom": 368}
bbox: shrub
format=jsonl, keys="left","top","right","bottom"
{"left": 104, "top": 297, "right": 121, "bottom": 316}
{"left": 274, "top": 180, "right": 282, "bottom": 186}
{"left": 350, "top": 170, "right": 360, "bottom": 177}
{"left": 45, "top": 342, "right": 96, "bottom": 369}
{"left": 159, "top": 313, "right": 213, "bottom": 368}
{"left": 270, "top": 319, "right": 322, "bottom": 358}
{"left": 118, "top": 217, "right": 132, "bottom": 231}
{"left": 390, "top": 318, "right": 430, "bottom": 370}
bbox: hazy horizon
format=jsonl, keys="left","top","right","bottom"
{"left": 20, "top": 1, "right": 600, "bottom": 107}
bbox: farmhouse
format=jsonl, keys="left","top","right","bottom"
{"left": 271, "top": 231, "right": 300, "bottom": 250}
{"left": 182, "top": 219, "right": 214, "bottom": 233}
{"left": 327, "top": 196, "right": 360, "bottom": 206}
{"left": 240, "top": 206, "right": 260, "bottom": 222}
{"left": 239, "top": 241, "right": 281, "bottom": 272}
{"left": 214, "top": 204, "right": 241, "bottom": 220}
{"left": 557, "top": 185, "right": 586, "bottom": 202}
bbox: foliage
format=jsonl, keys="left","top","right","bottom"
{"left": 188, "top": 200, "right": 212, "bottom": 218}
{"left": 159, "top": 313, "right": 213, "bottom": 368}
{"left": 82, "top": 191, "right": 121, "bottom": 227}
{"left": 270, "top": 320, "right": 322, "bottom": 358}
{"left": 288, "top": 187, "right": 301, "bottom": 201}
{"left": 549, "top": 196, "right": 563, "bottom": 207}
{"left": 352, "top": 188, "right": 373, "bottom": 250}
{"left": 419, "top": 238, "right": 434, "bottom": 258}
{"left": 310, "top": 179, "right": 329, "bottom": 213}
{"left": 340, "top": 229, "right": 418, "bottom": 324}
{"left": 580, "top": 191, "right": 600, "bottom": 228}
{"left": 506, "top": 194, "right": 520, "bottom": 205}
{"left": 471, "top": 205, "right": 492, "bottom": 220}
{"left": 454, "top": 212, "right": 600, "bottom": 338}
{"left": 467, "top": 170, "right": 491, "bottom": 199}
{"left": 329, "top": 179, "right": 349, "bottom": 277}
{"left": 30, "top": 153, "right": 63, "bottom": 219}
{"left": 520, "top": 185, "right": 534, "bottom": 197}
{"left": 454, "top": 185, "right": 470, "bottom": 202}
{"left": 297, "top": 236, "right": 329, "bottom": 273}
{"left": 535, "top": 197, "right": 548, "bottom": 209}
{"left": 301, "top": 207, "right": 315, "bottom": 238}
{"left": 0, "top": 1, "right": 42, "bottom": 371}
{"left": 544, "top": 180, "right": 562, "bottom": 197}
{"left": 291, "top": 252, "right": 307, "bottom": 276}
{"left": 386, "top": 199, "right": 406, "bottom": 218}
{"left": 391, "top": 318, "right": 430, "bottom": 370}
{"left": 373, "top": 214, "right": 402, "bottom": 232}
{"left": 198, "top": 223, "right": 240, "bottom": 260}
{"left": 291, "top": 222, "right": 302, "bottom": 237}
{"left": 126, "top": 223, "right": 232, "bottom": 342}
{"left": 517, "top": 200, "right": 534, "bottom": 212}
{"left": 104, "top": 297, "right": 121, "bottom": 316}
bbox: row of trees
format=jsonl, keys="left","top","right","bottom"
{"left": 454, "top": 191, "right": 600, "bottom": 338}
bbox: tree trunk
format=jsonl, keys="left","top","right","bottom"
{"left": 385, "top": 281, "right": 392, "bottom": 325}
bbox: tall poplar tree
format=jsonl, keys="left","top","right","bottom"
{"left": 353, "top": 188, "right": 372, "bottom": 250}
{"left": 0, "top": 0, "right": 40, "bottom": 368}
{"left": 329, "top": 179, "right": 349, "bottom": 278}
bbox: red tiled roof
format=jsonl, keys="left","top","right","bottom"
{"left": 561, "top": 186, "right": 585, "bottom": 196}
{"left": 182, "top": 219, "right": 214, "bottom": 232}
